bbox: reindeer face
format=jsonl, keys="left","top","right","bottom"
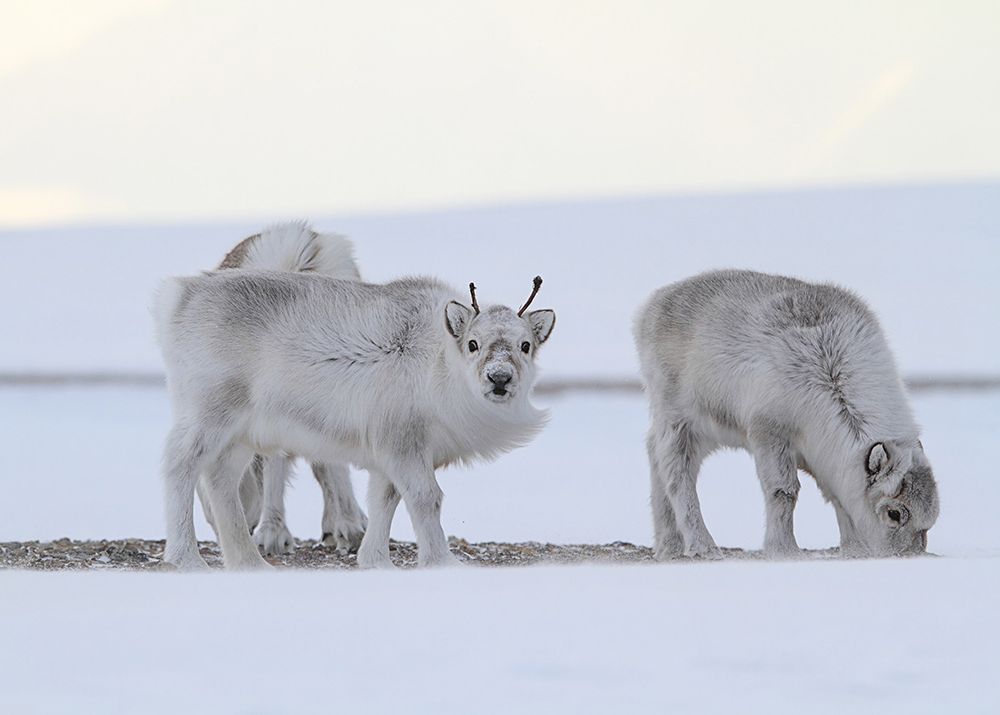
{"left": 445, "top": 302, "right": 556, "bottom": 405}
{"left": 858, "top": 441, "right": 940, "bottom": 556}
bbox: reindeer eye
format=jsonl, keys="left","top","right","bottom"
{"left": 468, "top": 340, "right": 479, "bottom": 353}
{"left": 521, "top": 342, "right": 531, "bottom": 354}
{"left": 887, "top": 509, "right": 902, "bottom": 524}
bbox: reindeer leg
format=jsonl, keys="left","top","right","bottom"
{"left": 647, "top": 434, "right": 685, "bottom": 560}
{"left": 833, "top": 499, "right": 865, "bottom": 556}
{"left": 239, "top": 455, "right": 264, "bottom": 534}
{"left": 749, "top": 422, "right": 802, "bottom": 559}
{"left": 195, "top": 477, "right": 216, "bottom": 539}
{"left": 649, "top": 418, "right": 719, "bottom": 559}
{"left": 203, "top": 444, "right": 271, "bottom": 571}
{"left": 391, "top": 460, "right": 457, "bottom": 568}
{"left": 163, "top": 423, "right": 211, "bottom": 571}
{"left": 356, "top": 471, "right": 399, "bottom": 569}
{"left": 253, "top": 454, "right": 295, "bottom": 555}
{"left": 313, "top": 462, "right": 367, "bottom": 553}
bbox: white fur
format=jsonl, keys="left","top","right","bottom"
{"left": 154, "top": 271, "right": 555, "bottom": 570}
{"left": 200, "top": 222, "right": 369, "bottom": 557}
{"left": 634, "top": 270, "right": 939, "bottom": 560}
{"left": 241, "top": 222, "right": 361, "bottom": 280}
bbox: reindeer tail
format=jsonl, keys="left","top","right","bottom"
{"left": 219, "top": 221, "right": 361, "bottom": 281}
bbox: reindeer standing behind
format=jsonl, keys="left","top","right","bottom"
{"left": 198, "top": 222, "right": 369, "bottom": 556}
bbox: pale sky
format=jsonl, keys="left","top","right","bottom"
{"left": 1, "top": 0, "right": 998, "bottom": 226}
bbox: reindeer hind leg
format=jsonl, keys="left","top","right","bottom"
{"left": 314, "top": 462, "right": 367, "bottom": 553}
{"left": 162, "top": 422, "right": 212, "bottom": 570}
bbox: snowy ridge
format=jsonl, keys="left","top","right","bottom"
{"left": 1, "top": 182, "right": 997, "bottom": 376}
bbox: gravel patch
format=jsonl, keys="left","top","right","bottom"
{"left": 0, "top": 538, "right": 843, "bottom": 571}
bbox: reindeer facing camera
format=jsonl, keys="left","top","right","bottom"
{"left": 154, "top": 265, "right": 556, "bottom": 570}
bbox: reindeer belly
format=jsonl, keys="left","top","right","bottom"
{"left": 245, "top": 404, "right": 383, "bottom": 471}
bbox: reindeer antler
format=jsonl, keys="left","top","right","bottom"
{"left": 469, "top": 282, "right": 481, "bottom": 315}
{"left": 517, "top": 276, "right": 543, "bottom": 317}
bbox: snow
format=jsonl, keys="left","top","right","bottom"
{"left": 1, "top": 388, "right": 998, "bottom": 712}
{"left": 1, "top": 559, "right": 997, "bottom": 714}
{"left": 1, "top": 184, "right": 998, "bottom": 712}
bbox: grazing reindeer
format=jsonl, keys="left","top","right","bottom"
{"left": 196, "top": 222, "right": 368, "bottom": 555}
{"left": 154, "top": 268, "right": 556, "bottom": 570}
{"left": 634, "top": 270, "right": 939, "bottom": 560}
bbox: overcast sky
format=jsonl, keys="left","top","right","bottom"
{"left": 1, "top": 0, "right": 998, "bottom": 226}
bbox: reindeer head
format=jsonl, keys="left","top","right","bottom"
{"left": 857, "top": 440, "right": 940, "bottom": 556}
{"left": 444, "top": 277, "right": 556, "bottom": 404}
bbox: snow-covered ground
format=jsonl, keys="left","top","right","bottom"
{"left": 2, "top": 558, "right": 998, "bottom": 715}
{"left": 1, "top": 184, "right": 998, "bottom": 712}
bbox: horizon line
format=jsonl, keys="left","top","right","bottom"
{"left": 2, "top": 372, "right": 997, "bottom": 396}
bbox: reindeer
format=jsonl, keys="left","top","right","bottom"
{"left": 634, "top": 270, "right": 939, "bottom": 560}
{"left": 197, "top": 222, "right": 368, "bottom": 555}
{"left": 154, "top": 266, "right": 556, "bottom": 570}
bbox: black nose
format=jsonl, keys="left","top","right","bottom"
{"left": 488, "top": 371, "right": 512, "bottom": 394}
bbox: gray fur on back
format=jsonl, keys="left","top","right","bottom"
{"left": 635, "top": 269, "right": 939, "bottom": 559}
{"left": 167, "top": 273, "right": 466, "bottom": 419}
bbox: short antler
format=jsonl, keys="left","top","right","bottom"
{"left": 517, "top": 276, "right": 543, "bottom": 317}
{"left": 469, "top": 282, "right": 481, "bottom": 315}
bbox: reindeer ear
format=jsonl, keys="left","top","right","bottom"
{"left": 527, "top": 310, "right": 556, "bottom": 345}
{"left": 445, "top": 301, "right": 472, "bottom": 339}
{"left": 867, "top": 443, "right": 890, "bottom": 477}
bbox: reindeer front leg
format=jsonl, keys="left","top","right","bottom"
{"left": 392, "top": 459, "right": 458, "bottom": 568}
{"left": 357, "top": 471, "right": 400, "bottom": 569}
{"left": 832, "top": 499, "right": 865, "bottom": 556}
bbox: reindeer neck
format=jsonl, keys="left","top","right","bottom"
{"left": 428, "top": 345, "right": 546, "bottom": 467}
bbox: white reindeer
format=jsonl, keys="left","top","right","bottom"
{"left": 154, "top": 265, "right": 556, "bottom": 570}
{"left": 634, "top": 270, "right": 939, "bottom": 560}
{"left": 196, "top": 223, "right": 369, "bottom": 555}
